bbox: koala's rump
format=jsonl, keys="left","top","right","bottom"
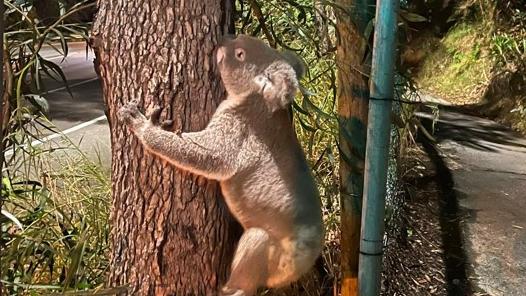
{"left": 220, "top": 159, "right": 322, "bottom": 241}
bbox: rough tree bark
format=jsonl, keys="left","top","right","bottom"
{"left": 92, "top": 1, "right": 240, "bottom": 295}
{"left": 0, "top": 8, "right": 4, "bottom": 296}
{"left": 335, "top": 0, "right": 374, "bottom": 295}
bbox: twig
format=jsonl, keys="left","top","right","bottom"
{"left": 247, "top": 0, "right": 276, "bottom": 48}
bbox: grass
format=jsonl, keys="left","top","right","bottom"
{"left": 0, "top": 134, "right": 342, "bottom": 296}
{"left": 1, "top": 143, "right": 111, "bottom": 295}
{"left": 416, "top": 22, "right": 493, "bottom": 104}
{"left": 492, "top": 33, "right": 526, "bottom": 64}
{"left": 414, "top": 1, "right": 526, "bottom": 134}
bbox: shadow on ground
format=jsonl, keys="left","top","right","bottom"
{"left": 418, "top": 107, "right": 474, "bottom": 296}
{"left": 46, "top": 79, "right": 106, "bottom": 123}
{"left": 416, "top": 103, "right": 526, "bottom": 295}
{"left": 418, "top": 105, "right": 526, "bottom": 153}
{"left": 419, "top": 136, "right": 473, "bottom": 296}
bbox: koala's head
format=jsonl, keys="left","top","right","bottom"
{"left": 216, "top": 34, "right": 305, "bottom": 110}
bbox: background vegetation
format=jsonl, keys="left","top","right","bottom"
{"left": 410, "top": 0, "right": 526, "bottom": 132}
{"left": 0, "top": 0, "right": 103, "bottom": 294}
{"left": 1, "top": 0, "right": 524, "bottom": 295}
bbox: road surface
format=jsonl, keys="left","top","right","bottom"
{"left": 32, "top": 43, "right": 110, "bottom": 166}
{"left": 419, "top": 107, "right": 526, "bottom": 295}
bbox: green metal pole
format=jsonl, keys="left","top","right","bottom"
{"left": 358, "top": 0, "right": 398, "bottom": 295}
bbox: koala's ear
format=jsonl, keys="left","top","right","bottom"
{"left": 280, "top": 50, "right": 305, "bottom": 79}
{"left": 259, "top": 61, "right": 299, "bottom": 111}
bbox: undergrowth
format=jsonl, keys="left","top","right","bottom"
{"left": 414, "top": 0, "right": 526, "bottom": 132}
{"left": 1, "top": 141, "right": 111, "bottom": 295}
{"left": 416, "top": 21, "right": 493, "bottom": 104}
{"left": 1, "top": 0, "right": 106, "bottom": 294}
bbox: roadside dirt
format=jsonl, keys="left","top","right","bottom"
{"left": 382, "top": 148, "right": 450, "bottom": 296}
{"left": 383, "top": 105, "right": 526, "bottom": 296}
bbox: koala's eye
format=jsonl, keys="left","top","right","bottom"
{"left": 235, "top": 48, "right": 245, "bottom": 61}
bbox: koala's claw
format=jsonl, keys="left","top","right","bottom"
{"left": 160, "top": 119, "right": 174, "bottom": 131}
{"left": 145, "top": 106, "right": 175, "bottom": 131}
{"left": 148, "top": 106, "right": 162, "bottom": 124}
{"left": 118, "top": 102, "right": 147, "bottom": 132}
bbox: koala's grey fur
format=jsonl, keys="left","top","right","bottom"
{"left": 118, "top": 35, "right": 324, "bottom": 296}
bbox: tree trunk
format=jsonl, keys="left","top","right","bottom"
{"left": 0, "top": 8, "right": 5, "bottom": 296}
{"left": 92, "top": 1, "right": 240, "bottom": 295}
{"left": 335, "top": 0, "right": 374, "bottom": 295}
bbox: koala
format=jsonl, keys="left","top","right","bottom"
{"left": 118, "top": 34, "right": 324, "bottom": 296}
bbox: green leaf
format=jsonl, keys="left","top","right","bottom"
{"left": 297, "top": 115, "right": 317, "bottom": 132}
{"left": 59, "top": 24, "right": 90, "bottom": 41}
{"left": 1, "top": 209, "right": 24, "bottom": 230}
{"left": 24, "top": 94, "right": 50, "bottom": 115}
{"left": 51, "top": 27, "right": 69, "bottom": 58}
{"left": 302, "top": 93, "right": 334, "bottom": 120}
{"left": 35, "top": 56, "right": 41, "bottom": 91}
{"left": 64, "top": 223, "right": 88, "bottom": 287}
{"left": 16, "top": 58, "right": 36, "bottom": 117}
{"left": 0, "top": 280, "right": 62, "bottom": 290}
{"left": 4, "top": 0, "right": 40, "bottom": 37}
{"left": 399, "top": 10, "right": 427, "bottom": 23}
{"left": 292, "top": 100, "right": 310, "bottom": 116}
{"left": 39, "top": 56, "right": 73, "bottom": 97}
{"left": 43, "top": 41, "right": 65, "bottom": 56}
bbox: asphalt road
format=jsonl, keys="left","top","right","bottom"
{"left": 37, "top": 43, "right": 110, "bottom": 166}
{"left": 419, "top": 107, "right": 526, "bottom": 296}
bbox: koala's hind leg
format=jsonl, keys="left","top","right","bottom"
{"left": 221, "top": 228, "right": 272, "bottom": 296}
{"left": 222, "top": 228, "right": 318, "bottom": 296}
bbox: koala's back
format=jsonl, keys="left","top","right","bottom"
{"left": 218, "top": 98, "right": 323, "bottom": 242}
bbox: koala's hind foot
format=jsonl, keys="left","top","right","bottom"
{"left": 221, "top": 228, "right": 270, "bottom": 296}
{"left": 220, "top": 287, "right": 246, "bottom": 296}
{"left": 222, "top": 227, "right": 319, "bottom": 296}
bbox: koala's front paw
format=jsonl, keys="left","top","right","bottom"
{"left": 118, "top": 102, "right": 149, "bottom": 135}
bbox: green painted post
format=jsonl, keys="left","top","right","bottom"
{"left": 358, "top": 0, "right": 398, "bottom": 295}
